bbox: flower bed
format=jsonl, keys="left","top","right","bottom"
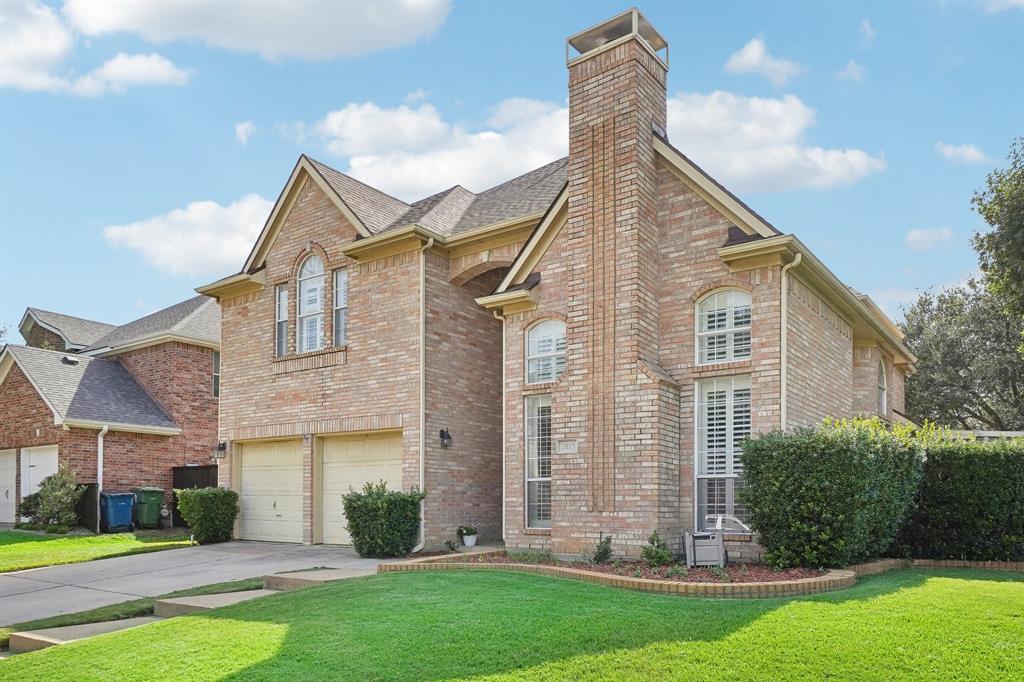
{"left": 445, "top": 550, "right": 824, "bottom": 583}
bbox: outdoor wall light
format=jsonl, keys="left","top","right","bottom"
{"left": 439, "top": 429, "right": 453, "bottom": 449}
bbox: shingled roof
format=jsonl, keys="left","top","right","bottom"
{"left": 1, "top": 345, "right": 177, "bottom": 432}
{"left": 20, "top": 308, "right": 117, "bottom": 350}
{"left": 84, "top": 296, "right": 219, "bottom": 353}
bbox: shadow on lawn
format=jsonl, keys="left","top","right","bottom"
{"left": 207, "top": 568, "right": 943, "bottom": 682}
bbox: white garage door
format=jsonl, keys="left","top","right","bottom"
{"left": 239, "top": 440, "right": 303, "bottom": 543}
{"left": 21, "top": 445, "right": 59, "bottom": 499}
{"left": 321, "top": 432, "right": 403, "bottom": 545}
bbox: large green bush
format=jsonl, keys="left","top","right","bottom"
{"left": 342, "top": 481, "right": 426, "bottom": 558}
{"left": 175, "top": 487, "right": 239, "bottom": 544}
{"left": 27, "top": 466, "right": 84, "bottom": 528}
{"left": 895, "top": 439, "right": 1024, "bottom": 561}
{"left": 740, "top": 419, "right": 924, "bottom": 568}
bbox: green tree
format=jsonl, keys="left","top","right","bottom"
{"left": 972, "top": 137, "right": 1024, "bottom": 317}
{"left": 902, "top": 279, "right": 1023, "bottom": 430}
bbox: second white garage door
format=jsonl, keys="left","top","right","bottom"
{"left": 239, "top": 439, "right": 303, "bottom": 543}
{"left": 321, "top": 432, "right": 403, "bottom": 545}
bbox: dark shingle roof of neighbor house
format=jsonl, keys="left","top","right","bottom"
{"left": 308, "top": 156, "right": 569, "bottom": 238}
{"left": 4, "top": 345, "right": 176, "bottom": 430}
{"left": 23, "top": 308, "right": 117, "bottom": 348}
{"left": 84, "top": 296, "right": 220, "bottom": 352}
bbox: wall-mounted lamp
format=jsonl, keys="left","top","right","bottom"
{"left": 439, "top": 429, "right": 453, "bottom": 449}
{"left": 211, "top": 441, "right": 228, "bottom": 461}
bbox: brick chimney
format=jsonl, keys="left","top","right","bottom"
{"left": 562, "top": 9, "right": 669, "bottom": 515}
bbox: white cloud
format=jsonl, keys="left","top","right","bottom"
{"left": 935, "top": 141, "right": 991, "bottom": 164}
{"left": 905, "top": 227, "right": 953, "bottom": 252}
{"left": 103, "top": 194, "right": 273, "bottom": 276}
{"left": 63, "top": 0, "right": 452, "bottom": 61}
{"left": 980, "top": 0, "right": 1023, "bottom": 13}
{"left": 235, "top": 120, "right": 257, "bottom": 145}
{"left": 404, "top": 89, "right": 429, "bottom": 104}
{"left": 724, "top": 38, "right": 801, "bottom": 86}
{"left": 306, "top": 89, "right": 883, "bottom": 199}
{"left": 837, "top": 60, "right": 867, "bottom": 83}
{"left": 0, "top": 1, "right": 189, "bottom": 96}
{"left": 666, "top": 90, "right": 886, "bottom": 192}
{"left": 859, "top": 19, "right": 876, "bottom": 46}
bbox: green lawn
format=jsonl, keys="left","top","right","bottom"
{"left": 4, "top": 568, "right": 1022, "bottom": 680}
{"left": 0, "top": 578, "right": 265, "bottom": 649}
{"left": 0, "top": 530, "right": 190, "bottom": 572}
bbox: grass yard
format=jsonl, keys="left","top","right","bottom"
{"left": 0, "top": 578, "right": 265, "bottom": 649}
{"left": 4, "top": 568, "right": 1022, "bottom": 681}
{"left": 0, "top": 530, "right": 190, "bottom": 573}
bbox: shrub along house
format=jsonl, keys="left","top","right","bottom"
{"left": 0, "top": 297, "right": 220, "bottom": 525}
{"left": 199, "top": 9, "right": 915, "bottom": 557}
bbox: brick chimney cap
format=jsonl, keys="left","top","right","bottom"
{"left": 567, "top": 8, "right": 667, "bottom": 58}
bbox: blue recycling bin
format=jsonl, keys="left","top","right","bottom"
{"left": 100, "top": 492, "right": 136, "bottom": 533}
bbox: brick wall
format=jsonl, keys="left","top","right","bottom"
{"left": 785, "top": 277, "right": 854, "bottom": 428}
{"left": 23, "top": 324, "right": 66, "bottom": 351}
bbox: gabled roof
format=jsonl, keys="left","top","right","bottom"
{"left": 307, "top": 157, "right": 410, "bottom": 235}
{"left": 83, "top": 296, "right": 220, "bottom": 355}
{"left": 19, "top": 308, "right": 117, "bottom": 351}
{"left": 451, "top": 157, "right": 568, "bottom": 235}
{"left": 0, "top": 345, "right": 178, "bottom": 434}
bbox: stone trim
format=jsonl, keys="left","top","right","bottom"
{"left": 224, "top": 412, "right": 403, "bottom": 442}
{"left": 380, "top": 554, "right": 855, "bottom": 599}
{"left": 690, "top": 278, "right": 755, "bottom": 303}
{"left": 271, "top": 347, "right": 347, "bottom": 374}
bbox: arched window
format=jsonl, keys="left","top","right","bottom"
{"left": 296, "top": 255, "right": 325, "bottom": 353}
{"left": 697, "top": 290, "right": 752, "bottom": 364}
{"left": 877, "top": 360, "right": 887, "bottom": 417}
{"left": 526, "top": 319, "right": 566, "bottom": 384}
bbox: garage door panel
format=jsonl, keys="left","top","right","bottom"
{"left": 321, "top": 433, "right": 403, "bottom": 545}
{"left": 239, "top": 440, "right": 303, "bottom": 543}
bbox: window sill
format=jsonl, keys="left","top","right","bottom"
{"left": 691, "top": 359, "right": 753, "bottom": 377}
{"left": 271, "top": 346, "right": 347, "bottom": 374}
{"left": 524, "top": 527, "right": 551, "bottom": 535}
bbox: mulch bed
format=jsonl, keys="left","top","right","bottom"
{"left": 444, "top": 551, "right": 825, "bottom": 584}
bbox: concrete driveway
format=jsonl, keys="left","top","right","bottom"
{"left": 0, "top": 542, "right": 380, "bottom": 625}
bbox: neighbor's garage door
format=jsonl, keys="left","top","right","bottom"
{"left": 239, "top": 439, "right": 303, "bottom": 543}
{"left": 321, "top": 432, "right": 403, "bottom": 545}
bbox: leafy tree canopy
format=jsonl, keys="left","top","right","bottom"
{"left": 972, "top": 137, "right": 1024, "bottom": 316}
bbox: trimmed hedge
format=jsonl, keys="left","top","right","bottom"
{"left": 342, "top": 481, "right": 426, "bottom": 558}
{"left": 895, "top": 439, "right": 1024, "bottom": 561}
{"left": 175, "top": 487, "right": 239, "bottom": 544}
{"left": 741, "top": 419, "right": 923, "bottom": 568}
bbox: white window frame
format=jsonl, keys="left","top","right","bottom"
{"left": 333, "top": 268, "right": 348, "bottom": 347}
{"left": 212, "top": 351, "right": 220, "bottom": 397}
{"left": 525, "top": 319, "right": 566, "bottom": 385}
{"left": 525, "top": 394, "right": 552, "bottom": 529}
{"left": 275, "top": 284, "right": 288, "bottom": 358}
{"left": 696, "top": 289, "right": 752, "bottom": 365}
{"left": 694, "top": 374, "right": 752, "bottom": 532}
{"left": 296, "top": 255, "right": 325, "bottom": 353}
{"left": 877, "top": 360, "right": 887, "bottom": 417}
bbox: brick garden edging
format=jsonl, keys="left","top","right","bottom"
{"left": 910, "top": 559, "right": 1024, "bottom": 572}
{"left": 380, "top": 551, "right": 856, "bottom": 599}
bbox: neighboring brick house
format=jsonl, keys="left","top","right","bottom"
{"left": 200, "top": 9, "right": 915, "bottom": 556}
{"left": 0, "top": 297, "right": 220, "bottom": 524}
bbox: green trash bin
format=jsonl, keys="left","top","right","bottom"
{"left": 133, "top": 487, "right": 164, "bottom": 529}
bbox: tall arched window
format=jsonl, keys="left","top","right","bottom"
{"left": 526, "top": 319, "right": 566, "bottom": 384}
{"left": 877, "top": 360, "right": 887, "bottom": 417}
{"left": 297, "top": 255, "right": 325, "bottom": 353}
{"left": 697, "top": 290, "right": 752, "bottom": 364}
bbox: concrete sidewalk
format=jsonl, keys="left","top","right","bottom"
{"left": 0, "top": 541, "right": 379, "bottom": 625}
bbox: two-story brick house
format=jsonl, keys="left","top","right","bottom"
{"left": 0, "top": 296, "right": 220, "bottom": 524}
{"left": 200, "top": 9, "right": 914, "bottom": 556}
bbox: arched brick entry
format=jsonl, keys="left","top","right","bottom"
{"left": 449, "top": 258, "right": 514, "bottom": 287}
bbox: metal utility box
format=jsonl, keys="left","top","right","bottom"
{"left": 684, "top": 531, "right": 727, "bottom": 568}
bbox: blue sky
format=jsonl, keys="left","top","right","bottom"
{"left": 1, "top": 1, "right": 1021, "bottom": 340}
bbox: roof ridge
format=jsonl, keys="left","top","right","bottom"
{"left": 26, "top": 307, "right": 116, "bottom": 328}
{"left": 475, "top": 157, "right": 568, "bottom": 197}
{"left": 169, "top": 296, "right": 213, "bottom": 334}
{"left": 304, "top": 155, "right": 410, "bottom": 209}
{"left": 9, "top": 343, "right": 97, "bottom": 361}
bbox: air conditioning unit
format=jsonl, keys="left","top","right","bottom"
{"left": 684, "top": 531, "right": 727, "bottom": 568}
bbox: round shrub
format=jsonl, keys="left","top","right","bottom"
{"left": 31, "top": 465, "right": 84, "bottom": 528}
{"left": 895, "top": 438, "right": 1024, "bottom": 561}
{"left": 175, "top": 487, "right": 239, "bottom": 544}
{"left": 740, "top": 419, "right": 923, "bottom": 568}
{"left": 342, "top": 481, "right": 426, "bottom": 558}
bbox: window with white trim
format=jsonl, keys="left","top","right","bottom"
{"left": 275, "top": 284, "right": 288, "bottom": 358}
{"left": 526, "top": 319, "right": 566, "bottom": 384}
{"left": 697, "top": 290, "right": 752, "bottom": 365}
{"left": 212, "top": 351, "right": 220, "bottom": 397}
{"left": 333, "top": 268, "right": 348, "bottom": 347}
{"left": 877, "top": 360, "right": 887, "bottom": 417}
{"left": 525, "top": 394, "right": 552, "bottom": 529}
{"left": 696, "top": 375, "right": 751, "bottom": 531}
{"left": 296, "top": 255, "right": 325, "bottom": 353}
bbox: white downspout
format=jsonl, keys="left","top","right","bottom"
{"left": 493, "top": 310, "right": 506, "bottom": 542}
{"left": 95, "top": 424, "right": 108, "bottom": 534}
{"left": 412, "top": 237, "right": 434, "bottom": 553}
{"left": 779, "top": 252, "right": 802, "bottom": 431}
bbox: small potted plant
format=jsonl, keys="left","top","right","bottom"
{"left": 458, "top": 523, "right": 478, "bottom": 547}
